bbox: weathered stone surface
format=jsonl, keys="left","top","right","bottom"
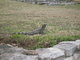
{"left": 73, "top": 51, "right": 80, "bottom": 60}
{"left": 26, "top": 55, "right": 38, "bottom": 60}
{"left": 0, "top": 40, "right": 80, "bottom": 60}
{"left": 64, "top": 56, "right": 73, "bottom": 60}
{"left": 36, "top": 48, "right": 65, "bottom": 60}
{"left": 0, "top": 53, "right": 38, "bottom": 60}
{"left": 59, "top": 41, "right": 75, "bottom": 44}
{"left": 0, "top": 44, "right": 38, "bottom": 60}
{"left": 75, "top": 40, "right": 80, "bottom": 50}
{"left": 0, "top": 44, "right": 15, "bottom": 54}
{"left": 0, "top": 53, "right": 27, "bottom": 60}
{"left": 59, "top": 40, "right": 80, "bottom": 50}
{"left": 11, "top": 54, "right": 38, "bottom": 60}
{"left": 54, "top": 43, "right": 77, "bottom": 57}
{"left": 0, "top": 44, "right": 27, "bottom": 54}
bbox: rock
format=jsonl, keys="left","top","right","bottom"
{"left": 0, "top": 44, "right": 38, "bottom": 60}
{"left": 75, "top": 40, "right": 80, "bottom": 50}
{"left": 0, "top": 53, "right": 38, "bottom": 60}
{"left": 26, "top": 55, "right": 38, "bottom": 60}
{"left": 0, "top": 53, "right": 14, "bottom": 60}
{"left": 36, "top": 48, "right": 65, "bottom": 60}
{"left": 64, "top": 56, "right": 73, "bottom": 60}
{"left": 59, "top": 40, "right": 80, "bottom": 50}
{"left": 54, "top": 43, "right": 77, "bottom": 57}
{"left": 0, "top": 40, "right": 80, "bottom": 60}
{"left": 0, "top": 44, "right": 15, "bottom": 54}
{"left": 11, "top": 54, "right": 38, "bottom": 60}
{"left": 73, "top": 51, "right": 80, "bottom": 60}
{"left": 59, "top": 41, "right": 75, "bottom": 44}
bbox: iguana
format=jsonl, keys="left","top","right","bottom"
{"left": 15, "top": 24, "right": 47, "bottom": 35}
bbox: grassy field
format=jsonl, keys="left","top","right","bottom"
{"left": 0, "top": 0, "right": 80, "bottom": 49}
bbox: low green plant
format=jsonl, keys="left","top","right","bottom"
{"left": 8, "top": 34, "right": 80, "bottom": 50}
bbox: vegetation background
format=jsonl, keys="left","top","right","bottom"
{"left": 0, "top": 0, "right": 80, "bottom": 49}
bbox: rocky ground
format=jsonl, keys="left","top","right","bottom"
{"left": 0, "top": 40, "right": 80, "bottom": 60}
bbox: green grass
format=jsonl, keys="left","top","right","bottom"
{"left": 3, "top": 34, "right": 80, "bottom": 50}
{"left": 0, "top": 0, "right": 80, "bottom": 49}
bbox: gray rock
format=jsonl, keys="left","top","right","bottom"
{"left": 59, "top": 41, "right": 75, "bottom": 44}
{"left": 75, "top": 40, "right": 80, "bottom": 50}
{"left": 0, "top": 45, "right": 26, "bottom": 54}
{"left": 59, "top": 40, "right": 80, "bottom": 50}
{"left": 26, "top": 55, "right": 38, "bottom": 60}
{"left": 0, "top": 53, "right": 15, "bottom": 60}
{"left": 64, "top": 56, "right": 73, "bottom": 60}
{"left": 0, "top": 53, "right": 38, "bottom": 60}
{"left": 0, "top": 44, "right": 38, "bottom": 60}
{"left": 0, "top": 44, "right": 15, "bottom": 54}
{"left": 10, "top": 54, "right": 38, "bottom": 60}
{"left": 73, "top": 51, "right": 80, "bottom": 60}
{"left": 36, "top": 48, "right": 65, "bottom": 60}
{"left": 54, "top": 43, "right": 77, "bottom": 57}
{"left": 0, "top": 40, "right": 80, "bottom": 60}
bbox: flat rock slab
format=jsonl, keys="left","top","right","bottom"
{"left": 75, "top": 40, "right": 80, "bottom": 50}
{"left": 0, "top": 44, "right": 26, "bottom": 54}
{"left": 59, "top": 41, "right": 75, "bottom": 44}
{"left": 0, "top": 53, "right": 27, "bottom": 60}
{"left": 54, "top": 43, "right": 77, "bottom": 57}
{"left": 0, "top": 53, "right": 38, "bottom": 60}
{"left": 0, "top": 44, "right": 38, "bottom": 60}
{"left": 59, "top": 40, "right": 80, "bottom": 50}
{"left": 11, "top": 54, "right": 38, "bottom": 60}
{"left": 36, "top": 48, "right": 65, "bottom": 60}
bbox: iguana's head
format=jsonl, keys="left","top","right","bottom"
{"left": 42, "top": 24, "right": 47, "bottom": 28}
